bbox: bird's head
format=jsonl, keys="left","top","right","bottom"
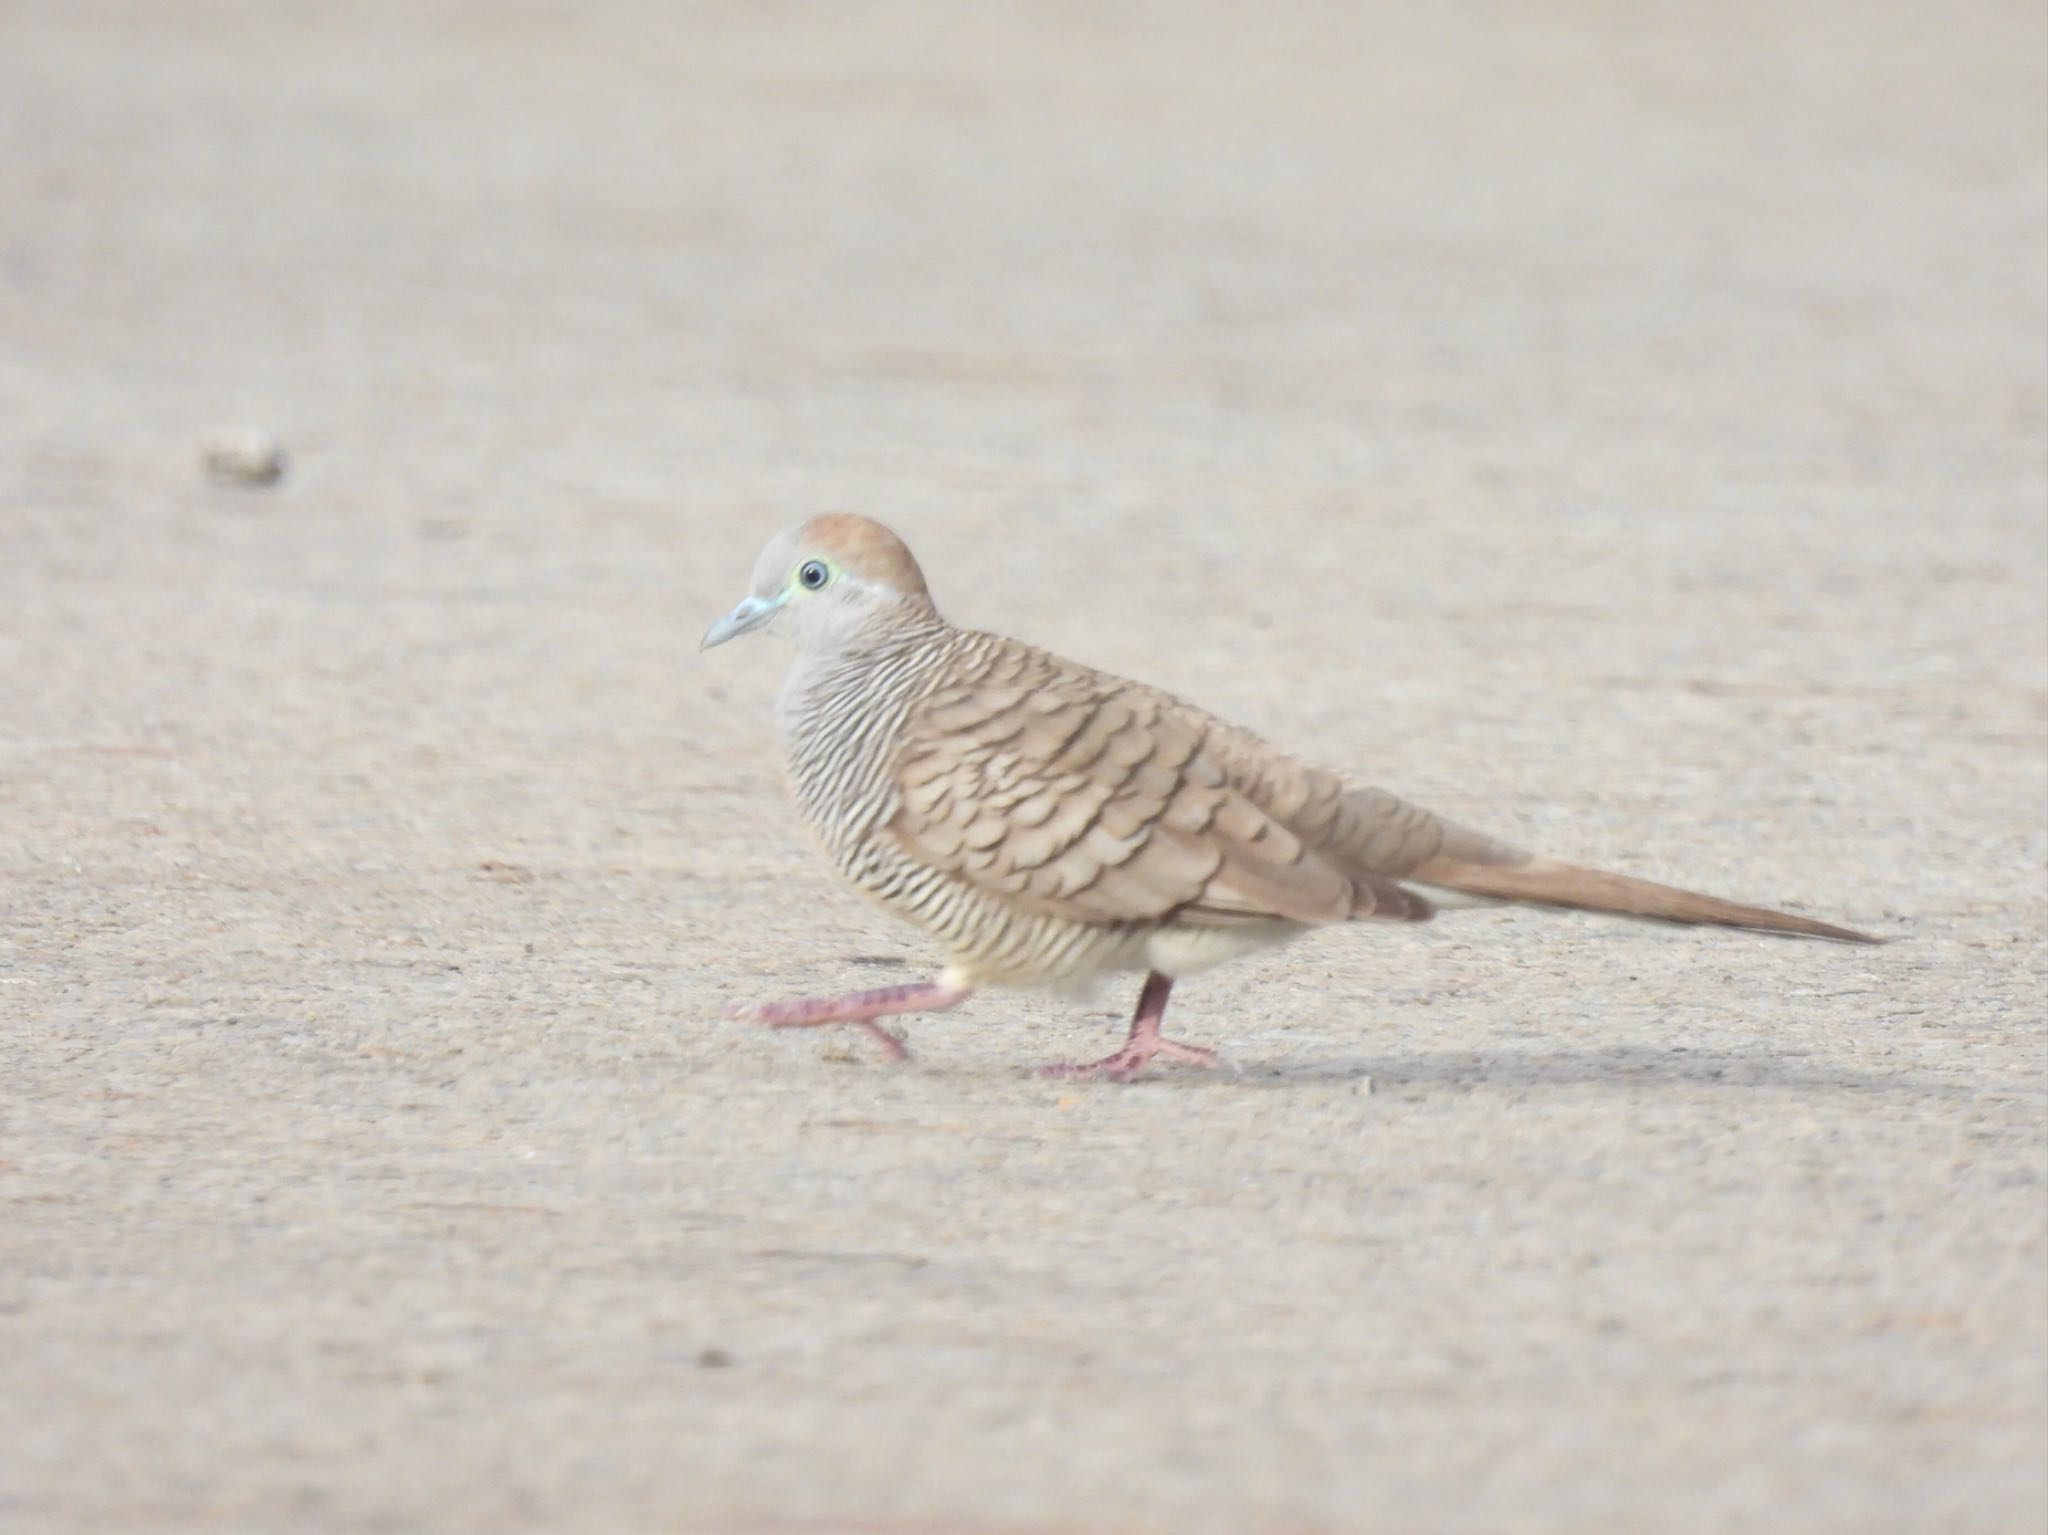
{"left": 701, "top": 513, "right": 939, "bottom": 654}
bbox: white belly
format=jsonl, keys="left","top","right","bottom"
{"left": 1143, "top": 920, "right": 1312, "bottom": 980}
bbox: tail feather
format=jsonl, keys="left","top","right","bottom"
{"left": 1411, "top": 854, "right": 1880, "bottom": 944}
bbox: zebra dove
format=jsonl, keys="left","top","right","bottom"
{"left": 702, "top": 514, "right": 1876, "bottom": 1079}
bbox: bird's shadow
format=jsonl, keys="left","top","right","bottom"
{"left": 1146, "top": 1043, "right": 1976, "bottom": 1101}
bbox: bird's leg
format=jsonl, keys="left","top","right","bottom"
{"left": 1034, "top": 972, "right": 1220, "bottom": 1082}
{"left": 728, "top": 981, "right": 970, "bottom": 1062}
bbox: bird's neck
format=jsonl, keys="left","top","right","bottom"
{"left": 776, "top": 613, "right": 955, "bottom": 849}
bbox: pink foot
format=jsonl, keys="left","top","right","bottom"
{"left": 731, "top": 1006, "right": 911, "bottom": 1060}
{"left": 1032, "top": 972, "right": 1221, "bottom": 1082}
{"left": 728, "top": 980, "right": 969, "bottom": 1063}
{"left": 1034, "top": 1037, "right": 1219, "bottom": 1082}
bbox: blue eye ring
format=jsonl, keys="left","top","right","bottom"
{"left": 797, "top": 560, "right": 830, "bottom": 590}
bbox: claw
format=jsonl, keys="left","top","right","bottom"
{"left": 726, "top": 980, "right": 966, "bottom": 1063}
{"left": 1030, "top": 973, "right": 1219, "bottom": 1081}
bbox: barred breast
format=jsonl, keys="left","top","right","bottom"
{"left": 777, "top": 626, "right": 1152, "bottom": 989}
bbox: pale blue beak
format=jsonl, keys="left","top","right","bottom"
{"left": 701, "top": 594, "right": 780, "bottom": 650}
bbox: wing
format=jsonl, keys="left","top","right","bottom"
{"left": 885, "top": 636, "right": 1432, "bottom": 928}
{"left": 1195, "top": 714, "right": 1530, "bottom": 878}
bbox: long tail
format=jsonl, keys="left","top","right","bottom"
{"left": 1410, "top": 853, "right": 1880, "bottom": 943}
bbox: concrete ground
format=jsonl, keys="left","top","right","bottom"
{"left": 2, "top": 3, "right": 2043, "bottom": 1531}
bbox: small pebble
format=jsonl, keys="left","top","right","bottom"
{"left": 203, "top": 430, "right": 289, "bottom": 487}
{"left": 696, "top": 1347, "right": 734, "bottom": 1369}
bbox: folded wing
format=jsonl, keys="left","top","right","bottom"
{"left": 886, "top": 639, "right": 1431, "bottom": 928}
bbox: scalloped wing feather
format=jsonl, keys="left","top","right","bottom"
{"left": 885, "top": 636, "right": 1452, "bottom": 929}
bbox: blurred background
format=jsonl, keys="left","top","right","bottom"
{"left": 3, "top": 3, "right": 2043, "bottom": 1532}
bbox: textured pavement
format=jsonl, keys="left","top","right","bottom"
{"left": 2, "top": 4, "right": 2044, "bottom": 1532}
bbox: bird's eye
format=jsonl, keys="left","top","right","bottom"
{"left": 797, "top": 560, "right": 830, "bottom": 590}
